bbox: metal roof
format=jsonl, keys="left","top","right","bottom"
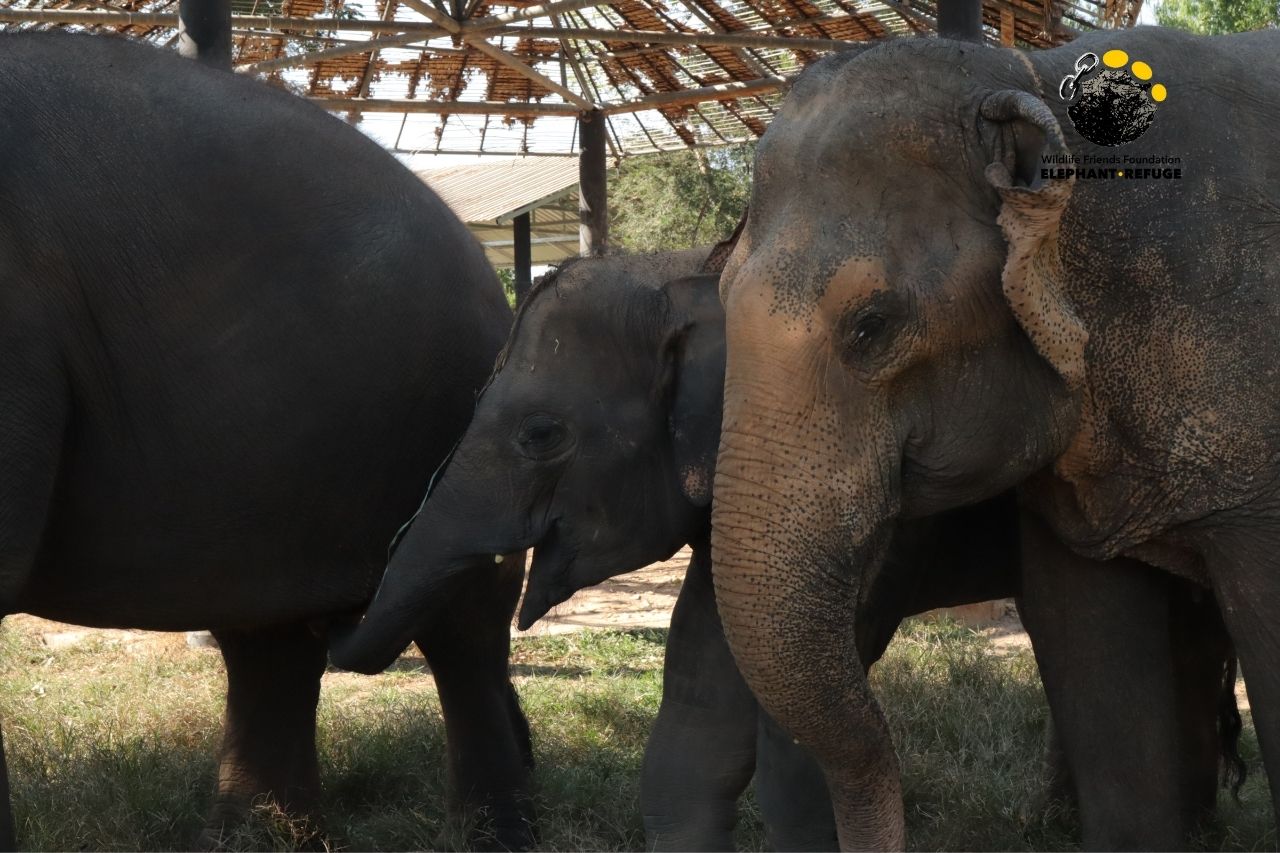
{"left": 0, "top": 0, "right": 1142, "bottom": 157}
{"left": 417, "top": 157, "right": 581, "bottom": 223}
{"left": 418, "top": 158, "right": 586, "bottom": 266}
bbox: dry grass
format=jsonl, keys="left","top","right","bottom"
{"left": 0, "top": 617, "right": 1272, "bottom": 851}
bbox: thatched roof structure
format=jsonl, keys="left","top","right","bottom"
{"left": 2, "top": 0, "right": 1140, "bottom": 157}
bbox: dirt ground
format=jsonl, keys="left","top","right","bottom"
{"left": 4, "top": 551, "right": 1254, "bottom": 712}
{"left": 8, "top": 545, "right": 1028, "bottom": 648}
{"left": 520, "top": 547, "right": 1035, "bottom": 650}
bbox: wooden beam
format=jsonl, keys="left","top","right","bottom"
{"left": 395, "top": 0, "right": 461, "bottom": 31}
{"left": 398, "top": 0, "right": 596, "bottom": 109}
{"left": 464, "top": 0, "right": 605, "bottom": 31}
{"left": 240, "top": 30, "right": 431, "bottom": 73}
{"left": 310, "top": 97, "right": 582, "bottom": 115}
{"left": 0, "top": 9, "right": 860, "bottom": 51}
{"left": 675, "top": 0, "right": 774, "bottom": 79}
{"left": 0, "top": 9, "right": 444, "bottom": 32}
{"left": 313, "top": 73, "right": 789, "bottom": 117}
{"left": 501, "top": 25, "right": 854, "bottom": 51}
{"left": 601, "top": 76, "right": 788, "bottom": 114}
{"left": 999, "top": 6, "right": 1015, "bottom": 44}
{"left": 356, "top": 0, "right": 401, "bottom": 100}
{"left": 467, "top": 38, "right": 595, "bottom": 109}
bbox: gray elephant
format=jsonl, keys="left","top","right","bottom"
{"left": 711, "top": 27, "right": 1279, "bottom": 850}
{"left": 0, "top": 32, "right": 531, "bottom": 849}
{"left": 330, "top": 247, "right": 1239, "bottom": 848}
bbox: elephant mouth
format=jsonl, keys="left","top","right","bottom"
{"left": 517, "top": 522, "right": 578, "bottom": 630}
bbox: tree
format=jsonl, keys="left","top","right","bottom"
{"left": 609, "top": 144, "right": 753, "bottom": 253}
{"left": 1155, "top": 0, "right": 1277, "bottom": 34}
{"left": 495, "top": 267, "right": 518, "bottom": 308}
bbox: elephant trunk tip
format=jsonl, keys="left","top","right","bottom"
{"left": 516, "top": 587, "right": 553, "bottom": 631}
{"left": 326, "top": 618, "right": 413, "bottom": 674}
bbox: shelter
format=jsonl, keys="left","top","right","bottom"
{"left": 1, "top": 0, "right": 1141, "bottom": 275}
{"left": 419, "top": 157, "right": 588, "bottom": 289}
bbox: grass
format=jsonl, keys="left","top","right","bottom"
{"left": 0, "top": 617, "right": 1272, "bottom": 851}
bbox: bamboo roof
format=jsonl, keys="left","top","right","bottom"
{"left": 1, "top": 0, "right": 1141, "bottom": 156}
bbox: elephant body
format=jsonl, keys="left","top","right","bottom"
{"left": 714, "top": 27, "right": 1280, "bottom": 850}
{"left": 0, "top": 32, "right": 530, "bottom": 848}
{"left": 331, "top": 247, "right": 1236, "bottom": 848}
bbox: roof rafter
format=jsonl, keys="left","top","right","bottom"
{"left": 3, "top": 0, "right": 1132, "bottom": 157}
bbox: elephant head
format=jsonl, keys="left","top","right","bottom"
{"left": 329, "top": 248, "right": 726, "bottom": 672}
{"left": 712, "top": 41, "right": 1083, "bottom": 848}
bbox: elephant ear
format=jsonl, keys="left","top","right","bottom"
{"left": 658, "top": 274, "right": 726, "bottom": 507}
{"left": 982, "top": 90, "right": 1087, "bottom": 392}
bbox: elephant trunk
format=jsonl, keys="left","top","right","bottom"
{"left": 712, "top": 403, "right": 904, "bottom": 850}
{"left": 329, "top": 454, "right": 524, "bottom": 674}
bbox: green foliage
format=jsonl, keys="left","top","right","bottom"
{"left": 609, "top": 145, "right": 753, "bottom": 253}
{"left": 495, "top": 267, "right": 518, "bottom": 308}
{"left": 1155, "top": 0, "right": 1278, "bottom": 34}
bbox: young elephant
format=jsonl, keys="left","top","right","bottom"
{"left": 1, "top": 32, "right": 529, "bottom": 849}
{"left": 331, "top": 250, "right": 1238, "bottom": 849}
{"left": 712, "top": 28, "right": 1279, "bottom": 851}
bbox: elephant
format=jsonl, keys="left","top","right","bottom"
{"left": 711, "top": 27, "right": 1279, "bottom": 851}
{"left": 0, "top": 31, "right": 531, "bottom": 849}
{"left": 329, "top": 246, "right": 1241, "bottom": 848}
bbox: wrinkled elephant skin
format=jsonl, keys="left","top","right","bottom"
{"left": 0, "top": 32, "right": 530, "bottom": 850}
{"left": 713, "top": 28, "right": 1280, "bottom": 851}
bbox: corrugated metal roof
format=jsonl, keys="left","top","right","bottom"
{"left": 415, "top": 160, "right": 587, "bottom": 267}
{"left": 417, "top": 157, "right": 582, "bottom": 224}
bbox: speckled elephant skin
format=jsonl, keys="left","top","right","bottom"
{"left": 713, "top": 27, "right": 1280, "bottom": 851}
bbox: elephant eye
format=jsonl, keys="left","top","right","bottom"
{"left": 846, "top": 312, "right": 887, "bottom": 352}
{"left": 516, "top": 414, "right": 570, "bottom": 460}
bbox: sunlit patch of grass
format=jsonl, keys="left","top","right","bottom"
{"left": 0, "top": 618, "right": 1271, "bottom": 851}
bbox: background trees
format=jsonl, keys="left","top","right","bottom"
{"left": 608, "top": 144, "right": 753, "bottom": 253}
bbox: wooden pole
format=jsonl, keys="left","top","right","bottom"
{"left": 1000, "top": 7, "right": 1015, "bottom": 44}
{"left": 513, "top": 212, "right": 533, "bottom": 303}
{"left": 937, "top": 0, "right": 984, "bottom": 41}
{"left": 577, "top": 110, "right": 607, "bottom": 257}
{"left": 177, "top": 0, "right": 232, "bottom": 68}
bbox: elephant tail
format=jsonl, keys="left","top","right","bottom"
{"left": 1219, "top": 653, "right": 1247, "bottom": 801}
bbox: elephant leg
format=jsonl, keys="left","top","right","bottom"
{"left": 1040, "top": 715, "right": 1076, "bottom": 810}
{"left": 415, "top": 558, "right": 534, "bottom": 852}
{"left": 1018, "top": 511, "right": 1213, "bottom": 850}
{"left": 641, "top": 544, "right": 756, "bottom": 851}
{"left": 1206, "top": 526, "right": 1280, "bottom": 826}
{"left": 755, "top": 712, "right": 836, "bottom": 851}
{"left": 201, "top": 622, "right": 328, "bottom": 849}
{"left": 1167, "top": 582, "right": 1234, "bottom": 829}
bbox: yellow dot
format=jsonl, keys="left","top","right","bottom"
{"left": 1118, "top": 170, "right": 1124, "bottom": 176}
{"left": 1151, "top": 83, "right": 1167, "bottom": 102}
{"left": 1131, "top": 60, "right": 1152, "bottom": 80}
{"left": 1103, "top": 49, "right": 1129, "bottom": 68}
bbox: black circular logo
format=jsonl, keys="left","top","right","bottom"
{"left": 1061, "top": 50, "right": 1167, "bottom": 148}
